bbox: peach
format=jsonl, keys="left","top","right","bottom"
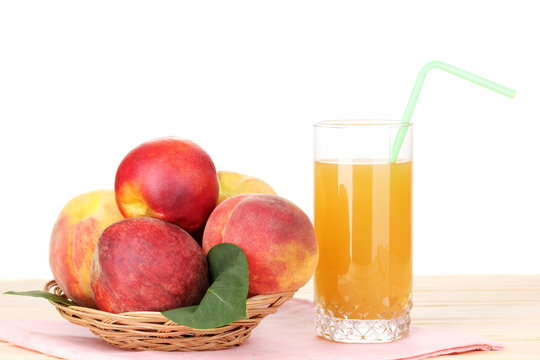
{"left": 202, "top": 194, "right": 318, "bottom": 296}
{"left": 49, "top": 190, "right": 124, "bottom": 308}
{"left": 115, "top": 137, "right": 219, "bottom": 233}
{"left": 90, "top": 217, "right": 209, "bottom": 313}
{"left": 192, "top": 168, "right": 276, "bottom": 244}
{"left": 217, "top": 170, "right": 276, "bottom": 205}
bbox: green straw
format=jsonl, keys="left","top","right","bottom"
{"left": 390, "top": 60, "right": 516, "bottom": 163}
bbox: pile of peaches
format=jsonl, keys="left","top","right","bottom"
{"left": 49, "top": 137, "right": 318, "bottom": 313}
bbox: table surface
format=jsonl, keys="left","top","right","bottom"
{"left": 1, "top": 275, "right": 539, "bottom": 359}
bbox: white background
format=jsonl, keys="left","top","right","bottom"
{"left": 0, "top": 1, "right": 538, "bottom": 278}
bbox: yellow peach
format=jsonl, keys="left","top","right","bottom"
{"left": 217, "top": 170, "right": 276, "bottom": 204}
{"left": 49, "top": 190, "right": 123, "bottom": 307}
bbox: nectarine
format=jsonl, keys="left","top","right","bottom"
{"left": 115, "top": 137, "right": 219, "bottom": 233}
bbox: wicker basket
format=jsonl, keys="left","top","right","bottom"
{"left": 44, "top": 280, "right": 295, "bottom": 351}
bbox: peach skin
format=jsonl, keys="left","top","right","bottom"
{"left": 202, "top": 194, "right": 318, "bottom": 296}
{"left": 217, "top": 170, "right": 276, "bottom": 204}
{"left": 49, "top": 190, "right": 124, "bottom": 308}
{"left": 91, "top": 217, "right": 208, "bottom": 313}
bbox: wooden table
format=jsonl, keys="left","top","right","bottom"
{"left": 1, "top": 275, "right": 539, "bottom": 359}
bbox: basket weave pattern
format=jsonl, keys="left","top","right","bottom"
{"left": 44, "top": 280, "right": 295, "bottom": 351}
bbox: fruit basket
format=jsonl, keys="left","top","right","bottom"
{"left": 44, "top": 280, "right": 295, "bottom": 351}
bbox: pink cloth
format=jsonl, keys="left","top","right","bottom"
{"left": 0, "top": 299, "right": 502, "bottom": 360}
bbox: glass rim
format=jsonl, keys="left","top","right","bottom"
{"left": 313, "top": 119, "right": 412, "bottom": 128}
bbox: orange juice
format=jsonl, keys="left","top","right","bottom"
{"left": 314, "top": 160, "right": 412, "bottom": 320}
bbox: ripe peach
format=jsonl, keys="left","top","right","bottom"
{"left": 49, "top": 190, "right": 124, "bottom": 308}
{"left": 115, "top": 137, "right": 219, "bottom": 233}
{"left": 90, "top": 217, "right": 209, "bottom": 313}
{"left": 217, "top": 170, "right": 276, "bottom": 205}
{"left": 192, "top": 167, "right": 277, "bottom": 244}
{"left": 202, "top": 194, "right": 318, "bottom": 296}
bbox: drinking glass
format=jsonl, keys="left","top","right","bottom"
{"left": 313, "top": 120, "right": 412, "bottom": 343}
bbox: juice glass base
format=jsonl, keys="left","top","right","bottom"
{"left": 314, "top": 298, "right": 412, "bottom": 343}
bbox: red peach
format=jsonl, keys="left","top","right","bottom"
{"left": 114, "top": 137, "right": 219, "bottom": 233}
{"left": 202, "top": 194, "right": 318, "bottom": 296}
{"left": 90, "top": 217, "right": 209, "bottom": 313}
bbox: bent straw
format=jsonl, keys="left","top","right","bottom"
{"left": 390, "top": 60, "right": 516, "bottom": 163}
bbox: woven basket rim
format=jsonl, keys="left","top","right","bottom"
{"left": 43, "top": 280, "right": 297, "bottom": 351}
{"left": 44, "top": 279, "right": 296, "bottom": 323}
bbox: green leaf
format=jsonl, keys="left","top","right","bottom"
{"left": 162, "top": 243, "right": 249, "bottom": 329}
{"left": 3, "top": 290, "right": 76, "bottom": 306}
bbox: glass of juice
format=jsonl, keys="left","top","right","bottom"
{"left": 313, "top": 120, "right": 412, "bottom": 343}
